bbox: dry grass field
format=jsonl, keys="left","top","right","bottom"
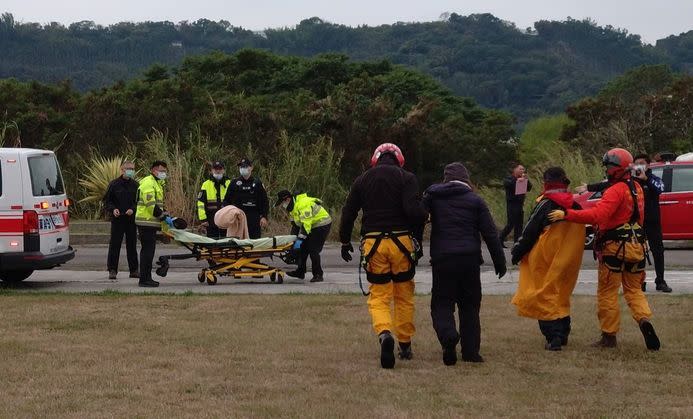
{"left": 0, "top": 292, "right": 691, "bottom": 418}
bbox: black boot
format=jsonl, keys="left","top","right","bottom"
{"left": 639, "top": 319, "right": 661, "bottom": 351}
{"left": 398, "top": 341, "right": 413, "bottom": 360}
{"left": 443, "top": 343, "right": 457, "bottom": 366}
{"left": 655, "top": 280, "right": 672, "bottom": 293}
{"left": 286, "top": 270, "right": 305, "bottom": 280}
{"left": 378, "top": 331, "right": 395, "bottom": 369}
{"left": 591, "top": 332, "right": 617, "bottom": 348}
{"left": 139, "top": 279, "right": 159, "bottom": 288}
{"left": 545, "top": 336, "right": 562, "bottom": 351}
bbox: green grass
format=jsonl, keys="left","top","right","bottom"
{"left": 0, "top": 294, "right": 690, "bottom": 417}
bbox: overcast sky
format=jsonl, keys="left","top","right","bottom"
{"left": 3, "top": 0, "right": 692, "bottom": 44}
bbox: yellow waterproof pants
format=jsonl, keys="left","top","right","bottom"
{"left": 362, "top": 236, "right": 416, "bottom": 343}
{"left": 597, "top": 263, "right": 652, "bottom": 334}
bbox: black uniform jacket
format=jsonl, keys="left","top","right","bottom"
{"left": 103, "top": 176, "right": 138, "bottom": 220}
{"left": 223, "top": 176, "right": 269, "bottom": 218}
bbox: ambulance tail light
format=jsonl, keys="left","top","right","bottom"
{"left": 40, "top": 201, "right": 50, "bottom": 210}
{"left": 23, "top": 210, "right": 39, "bottom": 234}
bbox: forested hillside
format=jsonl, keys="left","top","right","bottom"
{"left": 1, "top": 12, "right": 691, "bottom": 121}
{"left": 0, "top": 49, "right": 515, "bottom": 202}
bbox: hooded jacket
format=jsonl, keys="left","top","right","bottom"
{"left": 422, "top": 181, "right": 505, "bottom": 269}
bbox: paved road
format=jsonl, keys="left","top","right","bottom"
{"left": 1, "top": 244, "right": 690, "bottom": 294}
{"left": 59, "top": 243, "right": 693, "bottom": 271}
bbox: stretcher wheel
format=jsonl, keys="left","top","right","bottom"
{"left": 206, "top": 273, "right": 218, "bottom": 285}
{"left": 197, "top": 271, "right": 206, "bottom": 283}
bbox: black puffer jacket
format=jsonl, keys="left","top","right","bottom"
{"left": 339, "top": 156, "right": 427, "bottom": 242}
{"left": 423, "top": 181, "right": 506, "bottom": 270}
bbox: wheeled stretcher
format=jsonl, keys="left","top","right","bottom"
{"left": 155, "top": 229, "right": 298, "bottom": 285}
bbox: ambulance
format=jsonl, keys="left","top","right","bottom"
{"left": 0, "top": 148, "right": 75, "bottom": 282}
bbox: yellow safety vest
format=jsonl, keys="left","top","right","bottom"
{"left": 135, "top": 175, "right": 165, "bottom": 228}
{"left": 290, "top": 193, "right": 332, "bottom": 237}
{"left": 197, "top": 178, "right": 231, "bottom": 221}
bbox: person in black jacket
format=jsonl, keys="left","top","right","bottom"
{"left": 423, "top": 162, "right": 506, "bottom": 365}
{"left": 223, "top": 158, "right": 269, "bottom": 239}
{"left": 576, "top": 154, "right": 671, "bottom": 293}
{"left": 339, "top": 143, "right": 427, "bottom": 369}
{"left": 103, "top": 161, "right": 139, "bottom": 280}
{"left": 499, "top": 164, "right": 532, "bottom": 246}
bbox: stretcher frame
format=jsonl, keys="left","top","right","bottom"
{"left": 155, "top": 231, "right": 296, "bottom": 285}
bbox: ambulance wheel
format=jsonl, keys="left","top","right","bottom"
{"left": 206, "top": 273, "right": 218, "bottom": 285}
{"left": 0, "top": 270, "right": 33, "bottom": 283}
{"left": 197, "top": 271, "right": 206, "bottom": 283}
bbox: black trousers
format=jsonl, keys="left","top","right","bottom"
{"left": 430, "top": 254, "right": 482, "bottom": 358}
{"left": 538, "top": 317, "right": 571, "bottom": 342}
{"left": 500, "top": 204, "right": 524, "bottom": 242}
{"left": 244, "top": 210, "right": 262, "bottom": 239}
{"left": 205, "top": 222, "right": 227, "bottom": 240}
{"left": 645, "top": 222, "right": 665, "bottom": 283}
{"left": 107, "top": 218, "right": 138, "bottom": 273}
{"left": 296, "top": 223, "right": 331, "bottom": 276}
{"left": 138, "top": 226, "right": 158, "bottom": 283}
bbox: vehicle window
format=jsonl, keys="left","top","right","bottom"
{"left": 671, "top": 167, "right": 693, "bottom": 192}
{"left": 28, "top": 155, "right": 65, "bottom": 196}
{"left": 0, "top": 161, "right": 2, "bottom": 196}
{"left": 650, "top": 167, "right": 663, "bottom": 181}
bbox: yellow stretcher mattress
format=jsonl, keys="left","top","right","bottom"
{"left": 168, "top": 229, "right": 297, "bottom": 249}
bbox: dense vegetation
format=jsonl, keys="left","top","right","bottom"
{"left": 0, "top": 49, "right": 515, "bottom": 219}
{"left": 1, "top": 12, "right": 691, "bottom": 121}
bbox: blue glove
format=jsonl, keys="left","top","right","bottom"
{"left": 293, "top": 239, "right": 303, "bottom": 250}
{"left": 164, "top": 216, "right": 174, "bottom": 227}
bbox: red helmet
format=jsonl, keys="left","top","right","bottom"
{"left": 370, "top": 143, "right": 405, "bottom": 167}
{"left": 602, "top": 148, "right": 633, "bottom": 179}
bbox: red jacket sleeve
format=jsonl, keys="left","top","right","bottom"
{"left": 565, "top": 183, "right": 626, "bottom": 227}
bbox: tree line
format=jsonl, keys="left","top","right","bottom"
{"left": 1, "top": 12, "right": 691, "bottom": 122}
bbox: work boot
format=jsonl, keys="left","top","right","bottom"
{"left": 591, "top": 332, "right": 617, "bottom": 348}
{"left": 443, "top": 343, "right": 457, "bottom": 366}
{"left": 638, "top": 319, "right": 661, "bottom": 351}
{"left": 129, "top": 271, "right": 140, "bottom": 279}
{"left": 462, "top": 353, "right": 484, "bottom": 363}
{"left": 108, "top": 270, "right": 117, "bottom": 280}
{"left": 138, "top": 279, "right": 159, "bottom": 288}
{"left": 545, "top": 336, "right": 562, "bottom": 351}
{"left": 310, "top": 274, "right": 324, "bottom": 283}
{"left": 655, "top": 281, "right": 672, "bottom": 293}
{"left": 641, "top": 281, "right": 647, "bottom": 292}
{"left": 286, "top": 270, "right": 305, "bottom": 280}
{"left": 378, "top": 331, "right": 395, "bottom": 369}
{"left": 398, "top": 342, "right": 413, "bottom": 360}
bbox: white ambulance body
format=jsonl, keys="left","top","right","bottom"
{"left": 0, "top": 148, "right": 75, "bottom": 282}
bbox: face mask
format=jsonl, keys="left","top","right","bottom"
{"left": 212, "top": 173, "right": 224, "bottom": 180}
{"left": 124, "top": 169, "right": 135, "bottom": 179}
{"left": 281, "top": 201, "right": 289, "bottom": 209}
{"left": 240, "top": 167, "right": 251, "bottom": 178}
{"left": 156, "top": 171, "right": 167, "bottom": 181}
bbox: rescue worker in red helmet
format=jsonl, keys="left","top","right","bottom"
{"left": 339, "top": 143, "right": 427, "bottom": 369}
{"left": 549, "top": 148, "right": 660, "bottom": 350}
